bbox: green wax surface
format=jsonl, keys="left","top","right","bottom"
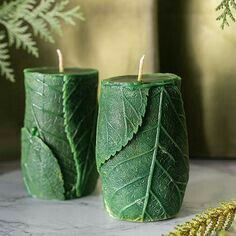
{"left": 24, "top": 67, "right": 98, "bottom": 76}
{"left": 96, "top": 73, "right": 189, "bottom": 222}
{"left": 22, "top": 67, "right": 99, "bottom": 200}
{"left": 102, "top": 73, "right": 181, "bottom": 89}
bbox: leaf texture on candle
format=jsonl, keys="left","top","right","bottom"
{"left": 21, "top": 128, "right": 65, "bottom": 200}
{"left": 98, "top": 85, "right": 189, "bottom": 222}
{"left": 22, "top": 71, "right": 98, "bottom": 200}
{"left": 96, "top": 86, "right": 149, "bottom": 171}
{"left": 63, "top": 75, "right": 98, "bottom": 196}
{"left": 24, "top": 73, "right": 77, "bottom": 198}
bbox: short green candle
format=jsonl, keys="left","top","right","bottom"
{"left": 22, "top": 67, "right": 99, "bottom": 200}
{"left": 96, "top": 73, "right": 189, "bottom": 222}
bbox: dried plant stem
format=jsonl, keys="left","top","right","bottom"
{"left": 168, "top": 200, "right": 236, "bottom": 236}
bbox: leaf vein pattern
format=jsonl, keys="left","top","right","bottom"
{"left": 123, "top": 92, "right": 140, "bottom": 120}
{"left": 32, "top": 104, "right": 63, "bottom": 117}
{"left": 34, "top": 77, "right": 61, "bottom": 93}
{"left": 105, "top": 114, "right": 122, "bottom": 143}
{"left": 150, "top": 190, "right": 169, "bottom": 218}
{"left": 155, "top": 159, "right": 183, "bottom": 206}
{"left": 108, "top": 149, "right": 155, "bottom": 174}
{"left": 74, "top": 129, "right": 90, "bottom": 150}
{"left": 25, "top": 82, "right": 43, "bottom": 96}
{"left": 67, "top": 99, "right": 83, "bottom": 121}
{"left": 163, "top": 88, "right": 186, "bottom": 134}
{"left": 141, "top": 87, "right": 164, "bottom": 221}
{"left": 161, "top": 126, "right": 187, "bottom": 157}
{"left": 122, "top": 88, "right": 128, "bottom": 139}
{"left": 124, "top": 114, "right": 136, "bottom": 130}
{"left": 64, "top": 81, "right": 80, "bottom": 101}
{"left": 111, "top": 174, "right": 149, "bottom": 201}
{"left": 33, "top": 143, "right": 59, "bottom": 197}
{"left": 80, "top": 114, "right": 97, "bottom": 191}
{"left": 118, "top": 197, "right": 146, "bottom": 216}
{"left": 159, "top": 145, "right": 175, "bottom": 162}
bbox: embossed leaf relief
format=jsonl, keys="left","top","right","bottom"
{"left": 63, "top": 75, "right": 98, "bottom": 196}
{"left": 21, "top": 128, "right": 65, "bottom": 200}
{"left": 96, "top": 86, "right": 149, "bottom": 171}
{"left": 24, "top": 74, "right": 77, "bottom": 198}
{"left": 23, "top": 73, "right": 98, "bottom": 199}
{"left": 100, "top": 86, "right": 189, "bottom": 222}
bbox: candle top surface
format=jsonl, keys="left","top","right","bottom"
{"left": 102, "top": 73, "right": 181, "bottom": 88}
{"left": 24, "top": 67, "right": 98, "bottom": 76}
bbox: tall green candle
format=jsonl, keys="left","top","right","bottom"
{"left": 96, "top": 69, "right": 189, "bottom": 221}
{"left": 21, "top": 53, "right": 99, "bottom": 200}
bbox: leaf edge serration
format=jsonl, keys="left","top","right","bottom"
{"left": 96, "top": 85, "right": 150, "bottom": 172}
{"left": 62, "top": 75, "right": 80, "bottom": 196}
{"left": 21, "top": 127, "right": 65, "bottom": 200}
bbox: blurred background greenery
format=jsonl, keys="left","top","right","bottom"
{"left": 0, "top": 0, "right": 235, "bottom": 160}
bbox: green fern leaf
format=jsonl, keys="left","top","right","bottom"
{"left": 44, "top": 0, "right": 84, "bottom": 34}
{"left": 4, "top": 19, "right": 38, "bottom": 57}
{"left": 41, "top": 12, "right": 62, "bottom": 35}
{"left": 25, "top": 16, "right": 54, "bottom": 43}
{"left": 32, "top": 0, "right": 55, "bottom": 15}
{"left": 14, "top": 0, "right": 35, "bottom": 17}
{"left": 0, "top": 0, "right": 83, "bottom": 81}
{"left": 216, "top": 0, "right": 236, "bottom": 29}
{"left": 58, "top": 6, "right": 85, "bottom": 25}
{"left": 0, "top": 33, "right": 14, "bottom": 82}
{"left": 0, "top": 1, "right": 19, "bottom": 18}
{"left": 51, "top": 1, "right": 85, "bottom": 24}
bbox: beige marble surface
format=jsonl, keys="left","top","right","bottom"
{"left": 0, "top": 160, "right": 235, "bottom": 236}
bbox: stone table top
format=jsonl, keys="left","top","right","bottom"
{"left": 0, "top": 160, "right": 235, "bottom": 236}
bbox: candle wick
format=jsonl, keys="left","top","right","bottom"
{"left": 57, "top": 49, "right": 64, "bottom": 73}
{"left": 137, "top": 55, "right": 145, "bottom": 82}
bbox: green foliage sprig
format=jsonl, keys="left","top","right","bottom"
{"left": 168, "top": 200, "right": 236, "bottom": 236}
{"left": 216, "top": 0, "right": 236, "bottom": 29}
{"left": 0, "top": 0, "right": 84, "bottom": 82}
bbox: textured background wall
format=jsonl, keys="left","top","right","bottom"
{"left": 158, "top": 0, "right": 236, "bottom": 158}
{"left": 58, "top": 0, "right": 158, "bottom": 80}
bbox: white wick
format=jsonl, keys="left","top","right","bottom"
{"left": 57, "top": 49, "right": 64, "bottom": 73}
{"left": 137, "top": 55, "right": 145, "bottom": 82}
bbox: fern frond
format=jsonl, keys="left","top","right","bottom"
{"left": 0, "top": 1, "right": 19, "bottom": 19}
{"left": 40, "top": 0, "right": 84, "bottom": 35}
{"left": 50, "top": 1, "right": 85, "bottom": 24}
{"left": 0, "top": 33, "right": 14, "bottom": 82}
{"left": 0, "top": 0, "right": 83, "bottom": 81}
{"left": 1, "top": 19, "right": 38, "bottom": 57}
{"left": 13, "top": 0, "right": 35, "bottom": 17}
{"left": 31, "top": 0, "right": 55, "bottom": 15}
{"left": 216, "top": 0, "right": 236, "bottom": 29}
{"left": 24, "top": 16, "right": 54, "bottom": 43}
{"left": 168, "top": 200, "right": 236, "bottom": 236}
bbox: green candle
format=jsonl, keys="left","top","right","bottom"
{"left": 96, "top": 69, "right": 189, "bottom": 221}
{"left": 21, "top": 52, "right": 99, "bottom": 200}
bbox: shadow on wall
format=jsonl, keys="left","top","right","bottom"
{"left": 158, "top": 0, "right": 209, "bottom": 157}
{"left": 210, "top": 74, "right": 236, "bottom": 156}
